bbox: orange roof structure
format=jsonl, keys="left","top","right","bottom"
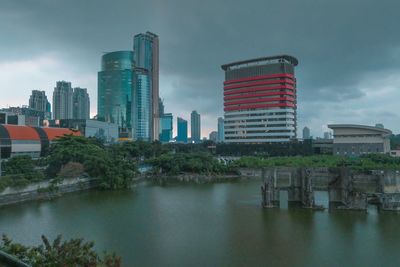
{"left": 3, "top": 125, "right": 40, "bottom": 140}
{"left": 42, "top": 127, "right": 81, "bottom": 141}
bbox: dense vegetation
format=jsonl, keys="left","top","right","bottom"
{"left": 0, "top": 234, "right": 120, "bottom": 266}
{"left": 232, "top": 153, "right": 400, "bottom": 171}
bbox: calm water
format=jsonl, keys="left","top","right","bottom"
{"left": 1, "top": 180, "right": 400, "bottom": 267}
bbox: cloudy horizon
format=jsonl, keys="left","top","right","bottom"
{"left": 1, "top": 0, "right": 400, "bottom": 138}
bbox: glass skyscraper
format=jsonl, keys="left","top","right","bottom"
{"left": 159, "top": 113, "right": 173, "bottom": 143}
{"left": 133, "top": 68, "right": 151, "bottom": 141}
{"left": 29, "top": 90, "right": 51, "bottom": 120}
{"left": 98, "top": 51, "right": 133, "bottom": 130}
{"left": 176, "top": 117, "right": 188, "bottom": 143}
{"left": 133, "top": 32, "right": 159, "bottom": 141}
{"left": 190, "top": 110, "right": 201, "bottom": 143}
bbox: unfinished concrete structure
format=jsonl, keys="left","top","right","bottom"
{"left": 256, "top": 167, "right": 400, "bottom": 211}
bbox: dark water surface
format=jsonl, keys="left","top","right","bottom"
{"left": 1, "top": 180, "right": 400, "bottom": 267}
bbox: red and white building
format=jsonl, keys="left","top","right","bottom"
{"left": 221, "top": 55, "right": 298, "bottom": 143}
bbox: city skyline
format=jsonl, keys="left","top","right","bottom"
{"left": 1, "top": 1, "right": 400, "bottom": 138}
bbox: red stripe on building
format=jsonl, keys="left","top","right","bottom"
{"left": 224, "top": 103, "right": 295, "bottom": 111}
{"left": 224, "top": 73, "right": 294, "bottom": 85}
{"left": 224, "top": 91, "right": 295, "bottom": 101}
{"left": 224, "top": 85, "right": 294, "bottom": 95}
{"left": 224, "top": 79, "right": 294, "bottom": 90}
{"left": 224, "top": 97, "right": 295, "bottom": 106}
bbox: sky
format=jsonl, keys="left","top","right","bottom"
{"left": 1, "top": 0, "right": 400, "bottom": 138}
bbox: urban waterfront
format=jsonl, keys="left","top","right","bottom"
{"left": 1, "top": 180, "right": 400, "bottom": 267}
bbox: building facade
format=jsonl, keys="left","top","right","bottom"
{"left": 133, "top": 68, "right": 151, "bottom": 141}
{"left": 190, "top": 110, "right": 201, "bottom": 143}
{"left": 176, "top": 117, "right": 188, "bottom": 143}
{"left": 29, "top": 90, "right": 51, "bottom": 120}
{"left": 303, "top": 126, "right": 310, "bottom": 139}
{"left": 98, "top": 51, "right": 133, "bottom": 131}
{"left": 73, "top": 87, "right": 90, "bottom": 120}
{"left": 209, "top": 131, "right": 218, "bottom": 142}
{"left": 133, "top": 32, "right": 159, "bottom": 141}
{"left": 53, "top": 81, "right": 73, "bottom": 120}
{"left": 159, "top": 113, "right": 173, "bottom": 143}
{"left": 217, "top": 117, "right": 224, "bottom": 143}
{"left": 328, "top": 124, "right": 392, "bottom": 156}
{"left": 221, "top": 55, "right": 298, "bottom": 143}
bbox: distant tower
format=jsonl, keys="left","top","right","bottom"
{"left": 209, "top": 131, "right": 218, "bottom": 142}
{"left": 217, "top": 117, "right": 224, "bottom": 142}
{"left": 134, "top": 32, "right": 159, "bottom": 141}
{"left": 29, "top": 90, "right": 51, "bottom": 119}
{"left": 190, "top": 110, "right": 201, "bottom": 143}
{"left": 176, "top": 117, "right": 188, "bottom": 143}
{"left": 53, "top": 81, "right": 73, "bottom": 120}
{"left": 73, "top": 87, "right": 90, "bottom": 119}
{"left": 375, "top": 123, "right": 384, "bottom": 129}
{"left": 323, "top": 131, "right": 332, "bottom": 139}
{"left": 303, "top": 126, "right": 310, "bottom": 139}
{"left": 133, "top": 67, "right": 151, "bottom": 141}
{"left": 159, "top": 113, "right": 173, "bottom": 143}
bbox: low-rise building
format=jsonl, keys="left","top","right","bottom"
{"left": 328, "top": 124, "right": 392, "bottom": 156}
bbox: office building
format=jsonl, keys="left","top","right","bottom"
{"left": 53, "top": 81, "right": 73, "bottom": 120}
{"left": 98, "top": 51, "right": 133, "bottom": 131}
{"left": 176, "top": 117, "right": 188, "bottom": 143}
{"left": 303, "top": 126, "right": 310, "bottom": 139}
{"left": 73, "top": 87, "right": 90, "bottom": 120}
{"left": 133, "top": 32, "right": 159, "bottom": 141}
{"left": 209, "top": 131, "right": 218, "bottom": 142}
{"left": 217, "top": 117, "right": 224, "bottom": 142}
{"left": 159, "top": 113, "right": 173, "bottom": 143}
{"left": 323, "top": 131, "right": 332, "bottom": 139}
{"left": 0, "top": 107, "right": 43, "bottom": 126}
{"left": 221, "top": 55, "right": 298, "bottom": 143}
{"left": 29, "top": 90, "right": 51, "bottom": 119}
{"left": 328, "top": 124, "right": 392, "bottom": 156}
{"left": 159, "top": 98, "right": 165, "bottom": 116}
{"left": 190, "top": 110, "right": 201, "bottom": 143}
{"left": 133, "top": 67, "right": 151, "bottom": 141}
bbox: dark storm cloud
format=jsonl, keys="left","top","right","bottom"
{"left": 1, "top": 0, "right": 400, "bottom": 136}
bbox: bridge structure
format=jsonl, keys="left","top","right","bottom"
{"left": 240, "top": 167, "right": 400, "bottom": 211}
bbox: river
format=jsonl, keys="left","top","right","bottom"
{"left": 1, "top": 180, "right": 400, "bottom": 267}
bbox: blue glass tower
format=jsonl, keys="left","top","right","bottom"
{"left": 98, "top": 51, "right": 133, "bottom": 130}
{"left": 176, "top": 117, "right": 188, "bottom": 143}
{"left": 133, "top": 68, "right": 151, "bottom": 141}
{"left": 159, "top": 113, "right": 173, "bottom": 143}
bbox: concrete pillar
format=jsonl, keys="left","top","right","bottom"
{"left": 261, "top": 168, "right": 279, "bottom": 208}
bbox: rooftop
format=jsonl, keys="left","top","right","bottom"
{"left": 221, "top": 55, "right": 298, "bottom": 71}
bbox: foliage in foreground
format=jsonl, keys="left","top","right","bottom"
{"left": 0, "top": 234, "right": 121, "bottom": 267}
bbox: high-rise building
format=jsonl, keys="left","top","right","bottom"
{"left": 133, "top": 67, "right": 151, "bottom": 141}
{"left": 303, "top": 126, "right": 310, "bottom": 139}
{"left": 73, "top": 87, "right": 90, "bottom": 120}
{"left": 159, "top": 113, "right": 173, "bottom": 143}
{"left": 133, "top": 32, "right": 159, "bottom": 141}
{"left": 190, "top": 110, "right": 201, "bottom": 143}
{"left": 28, "top": 90, "right": 51, "bottom": 120}
{"left": 217, "top": 117, "right": 224, "bottom": 143}
{"left": 176, "top": 117, "right": 188, "bottom": 143}
{"left": 53, "top": 81, "right": 73, "bottom": 120}
{"left": 221, "top": 55, "right": 298, "bottom": 143}
{"left": 159, "top": 98, "right": 165, "bottom": 117}
{"left": 209, "top": 131, "right": 218, "bottom": 142}
{"left": 323, "top": 131, "right": 332, "bottom": 139}
{"left": 98, "top": 51, "right": 133, "bottom": 131}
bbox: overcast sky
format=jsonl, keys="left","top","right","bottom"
{"left": 1, "top": 0, "right": 400, "bottom": 138}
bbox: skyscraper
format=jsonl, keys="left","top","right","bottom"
{"left": 209, "top": 131, "right": 218, "bottom": 142}
{"left": 133, "top": 32, "right": 159, "bottom": 141}
{"left": 133, "top": 67, "right": 151, "bottom": 141}
{"left": 221, "top": 55, "right": 298, "bottom": 143}
{"left": 190, "top": 110, "right": 201, "bottom": 143}
{"left": 159, "top": 113, "right": 173, "bottom": 143}
{"left": 159, "top": 98, "right": 164, "bottom": 117}
{"left": 217, "top": 117, "right": 224, "bottom": 143}
{"left": 73, "top": 87, "right": 90, "bottom": 119}
{"left": 303, "top": 126, "right": 310, "bottom": 139}
{"left": 53, "top": 81, "right": 73, "bottom": 120}
{"left": 29, "top": 90, "right": 51, "bottom": 119}
{"left": 176, "top": 117, "right": 188, "bottom": 143}
{"left": 98, "top": 51, "right": 133, "bottom": 130}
